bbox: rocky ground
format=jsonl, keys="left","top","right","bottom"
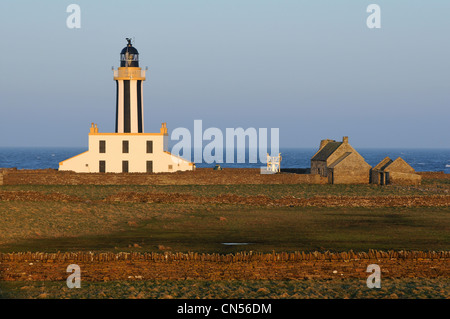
{"left": 1, "top": 278, "right": 448, "bottom": 299}
{"left": 1, "top": 252, "right": 448, "bottom": 299}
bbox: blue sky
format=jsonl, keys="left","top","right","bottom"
{"left": 0, "top": 0, "right": 449, "bottom": 148}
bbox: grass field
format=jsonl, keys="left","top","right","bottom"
{"left": 0, "top": 202, "right": 449, "bottom": 253}
{"left": 0, "top": 181, "right": 449, "bottom": 253}
{"left": 0, "top": 179, "right": 449, "bottom": 299}
{"left": 1, "top": 278, "right": 448, "bottom": 299}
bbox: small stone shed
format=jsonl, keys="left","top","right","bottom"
{"left": 311, "top": 137, "right": 371, "bottom": 184}
{"left": 371, "top": 157, "right": 421, "bottom": 186}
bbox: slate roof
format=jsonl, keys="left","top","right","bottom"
{"left": 311, "top": 142, "right": 342, "bottom": 161}
{"left": 372, "top": 157, "right": 393, "bottom": 171}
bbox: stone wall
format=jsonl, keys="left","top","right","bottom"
{"left": 330, "top": 170, "right": 370, "bottom": 184}
{"left": 327, "top": 152, "right": 371, "bottom": 184}
{"left": 417, "top": 171, "right": 450, "bottom": 179}
{"left": 2, "top": 250, "right": 446, "bottom": 263}
{"left": 0, "top": 168, "right": 328, "bottom": 186}
{"left": 389, "top": 171, "right": 422, "bottom": 186}
{"left": 310, "top": 160, "right": 326, "bottom": 176}
{"left": 0, "top": 251, "right": 448, "bottom": 282}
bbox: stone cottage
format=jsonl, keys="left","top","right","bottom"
{"left": 311, "top": 137, "right": 371, "bottom": 184}
{"left": 371, "top": 157, "right": 421, "bottom": 185}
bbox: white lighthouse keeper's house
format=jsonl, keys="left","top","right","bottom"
{"left": 59, "top": 39, "right": 194, "bottom": 173}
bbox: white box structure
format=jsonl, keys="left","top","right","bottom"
{"left": 59, "top": 123, "right": 194, "bottom": 173}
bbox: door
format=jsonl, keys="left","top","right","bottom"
{"left": 122, "top": 161, "right": 129, "bottom": 173}
{"left": 146, "top": 160, "right": 153, "bottom": 173}
{"left": 99, "top": 161, "right": 106, "bottom": 173}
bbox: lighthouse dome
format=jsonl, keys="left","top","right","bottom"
{"left": 120, "top": 38, "right": 139, "bottom": 67}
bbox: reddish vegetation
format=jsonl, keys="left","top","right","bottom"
{"left": 1, "top": 169, "right": 448, "bottom": 186}
{"left": 417, "top": 171, "right": 450, "bottom": 179}
{"left": 0, "top": 191, "right": 82, "bottom": 202}
{"left": 103, "top": 192, "right": 450, "bottom": 207}
{"left": 1, "top": 190, "right": 448, "bottom": 207}
{"left": 0, "top": 168, "right": 326, "bottom": 185}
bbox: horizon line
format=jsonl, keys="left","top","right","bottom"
{"left": 1, "top": 146, "right": 450, "bottom": 150}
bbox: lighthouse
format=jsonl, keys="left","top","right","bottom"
{"left": 59, "top": 39, "right": 194, "bottom": 173}
{"left": 114, "top": 38, "right": 145, "bottom": 133}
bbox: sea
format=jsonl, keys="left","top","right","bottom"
{"left": 0, "top": 147, "right": 449, "bottom": 173}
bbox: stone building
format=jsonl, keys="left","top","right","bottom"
{"left": 311, "top": 136, "right": 371, "bottom": 184}
{"left": 371, "top": 157, "right": 421, "bottom": 185}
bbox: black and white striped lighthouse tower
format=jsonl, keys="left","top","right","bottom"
{"left": 113, "top": 38, "right": 146, "bottom": 133}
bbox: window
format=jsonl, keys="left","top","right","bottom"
{"left": 146, "top": 161, "right": 153, "bottom": 173}
{"left": 99, "top": 161, "right": 106, "bottom": 173}
{"left": 99, "top": 140, "right": 106, "bottom": 153}
{"left": 122, "top": 140, "right": 129, "bottom": 153}
{"left": 122, "top": 161, "right": 129, "bottom": 173}
{"left": 168, "top": 165, "right": 173, "bottom": 170}
{"left": 146, "top": 140, "right": 153, "bottom": 153}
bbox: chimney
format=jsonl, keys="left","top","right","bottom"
{"left": 343, "top": 136, "right": 348, "bottom": 144}
{"left": 89, "top": 123, "right": 98, "bottom": 134}
{"left": 160, "top": 122, "right": 168, "bottom": 135}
